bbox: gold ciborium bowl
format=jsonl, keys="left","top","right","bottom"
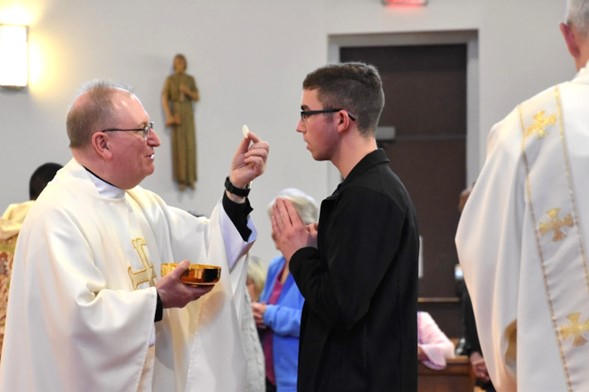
{"left": 161, "top": 263, "right": 221, "bottom": 286}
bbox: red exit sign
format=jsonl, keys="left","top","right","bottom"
{"left": 383, "top": 0, "right": 427, "bottom": 5}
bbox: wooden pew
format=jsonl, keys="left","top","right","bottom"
{"left": 418, "top": 355, "right": 475, "bottom": 392}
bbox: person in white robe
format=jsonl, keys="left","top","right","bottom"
{"left": 0, "top": 80, "right": 269, "bottom": 392}
{"left": 0, "top": 162, "right": 62, "bottom": 356}
{"left": 456, "top": 1, "right": 589, "bottom": 390}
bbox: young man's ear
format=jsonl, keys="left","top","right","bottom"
{"left": 336, "top": 110, "right": 354, "bottom": 129}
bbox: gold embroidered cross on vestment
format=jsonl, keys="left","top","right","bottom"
{"left": 538, "top": 208, "right": 574, "bottom": 242}
{"left": 524, "top": 110, "right": 557, "bottom": 139}
{"left": 128, "top": 238, "right": 156, "bottom": 289}
{"left": 559, "top": 312, "right": 589, "bottom": 347}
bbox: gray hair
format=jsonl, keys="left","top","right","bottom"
{"left": 66, "top": 80, "right": 134, "bottom": 148}
{"left": 268, "top": 188, "right": 319, "bottom": 225}
{"left": 566, "top": 0, "right": 589, "bottom": 36}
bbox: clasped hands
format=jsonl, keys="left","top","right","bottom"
{"left": 271, "top": 198, "right": 318, "bottom": 262}
{"left": 251, "top": 302, "right": 267, "bottom": 329}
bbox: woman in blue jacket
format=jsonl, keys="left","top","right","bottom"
{"left": 252, "top": 188, "right": 318, "bottom": 392}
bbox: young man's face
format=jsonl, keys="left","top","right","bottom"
{"left": 297, "top": 89, "right": 339, "bottom": 162}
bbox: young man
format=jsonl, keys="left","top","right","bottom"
{"left": 456, "top": 0, "right": 589, "bottom": 390}
{"left": 0, "top": 80, "right": 269, "bottom": 391}
{"left": 271, "top": 62, "right": 420, "bottom": 391}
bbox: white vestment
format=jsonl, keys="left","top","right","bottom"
{"left": 456, "top": 61, "right": 589, "bottom": 391}
{"left": 0, "top": 159, "right": 255, "bottom": 392}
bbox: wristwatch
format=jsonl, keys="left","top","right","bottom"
{"left": 224, "top": 176, "right": 251, "bottom": 197}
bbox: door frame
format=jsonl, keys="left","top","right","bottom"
{"left": 325, "top": 30, "right": 479, "bottom": 191}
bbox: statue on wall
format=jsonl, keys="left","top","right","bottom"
{"left": 161, "top": 54, "right": 200, "bottom": 190}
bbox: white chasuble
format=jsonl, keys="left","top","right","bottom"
{"left": 0, "top": 159, "right": 254, "bottom": 392}
{"left": 456, "top": 63, "right": 589, "bottom": 392}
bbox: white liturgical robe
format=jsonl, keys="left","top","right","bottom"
{"left": 0, "top": 159, "right": 255, "bottom": 391}
{"left": 456, "top": 61, "right": 589, "bottom": 391}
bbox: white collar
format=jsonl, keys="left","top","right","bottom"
{"left": 575, "top": 59, "right": 589, "bottom": 80}
{"left": 86, "top": 170, "right": 126, "bottom": 199}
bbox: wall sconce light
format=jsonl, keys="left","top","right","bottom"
{"left": 0, "top": 24, "right": 28, "bottom": 89}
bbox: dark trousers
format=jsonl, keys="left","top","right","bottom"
{"left": 265, "top": 377, "right": 277, "bottom": 392}
{"left": 476, "top": 379, "right": 496, "bottom": 392}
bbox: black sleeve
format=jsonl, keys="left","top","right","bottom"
{"left": 222, "top": 192, "right": 253, "bottom": 241}
{"left": 155, "top": 290, "right": 163, "bottom": 322}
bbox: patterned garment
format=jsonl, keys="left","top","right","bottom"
{"left": 0, "top": 201, "right": 33, "bottom": 356}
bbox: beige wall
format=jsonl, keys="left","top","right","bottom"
{"left": 0, "top": 0, "right": 572, "bottom": 264}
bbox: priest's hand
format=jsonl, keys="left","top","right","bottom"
{"left": 228, "top": 130, "right": 269, "bottom": 190}
{"left": 156, "top": 260, "right": 214, "bottom": 308}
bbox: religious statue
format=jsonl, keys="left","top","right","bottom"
{"left": 161, "top": 53, "right": 200, "bottom": 190}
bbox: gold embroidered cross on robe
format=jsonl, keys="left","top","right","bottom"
{"left": 128, "top": 238, "right": 156, "bottom": 289}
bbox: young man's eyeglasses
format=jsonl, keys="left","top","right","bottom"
{"left": 300, "top": 109, "right": 357, "bottom": 122}
{"left": 101, "top": 122, "right": 154, "bottom": 140}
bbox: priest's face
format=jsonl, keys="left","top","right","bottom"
{"left": 107, "top": 92, "right": 161, "bottom": 189}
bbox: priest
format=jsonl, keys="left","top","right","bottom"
{"left": 456, "top": 1, "right": 589, "bottom": 390}
{"left": 0, "top": 80, "right": 269, "bottom": 391}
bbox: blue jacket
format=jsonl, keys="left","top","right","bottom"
{"left": 259, "top": 255, "right": 305, "bottom": 392}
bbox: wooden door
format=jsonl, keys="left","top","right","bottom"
{"left": 341, "top": 44, "right": 467, "bottom": 337}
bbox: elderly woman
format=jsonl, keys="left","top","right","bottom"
{"left": 252, "top": 188, "right": 318, "bottom": 392}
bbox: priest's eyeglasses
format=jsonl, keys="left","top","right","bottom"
{"left": 300, "top": 109, "right": 357, "bottom": 122}
{"left": 101, "top": 121, "right": 154, "bottom": 141}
